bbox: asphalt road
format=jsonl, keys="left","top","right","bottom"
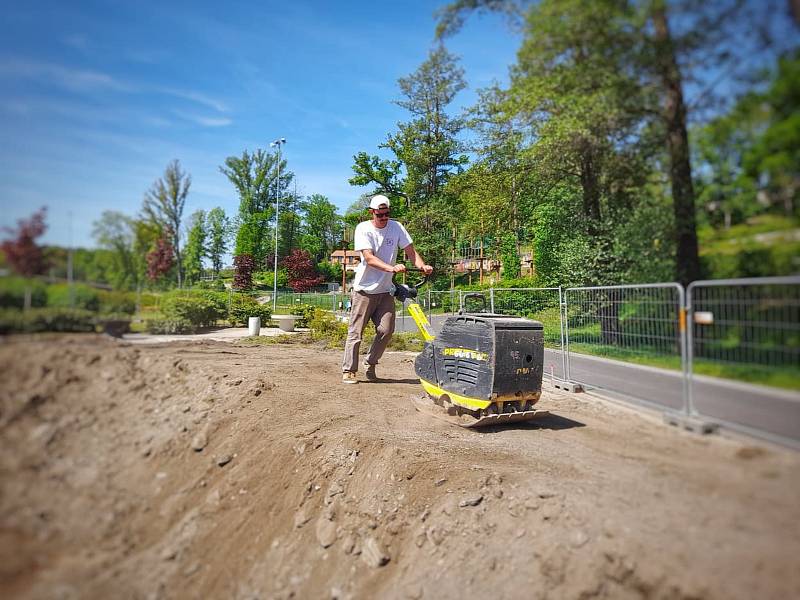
{"left": 394, "top": 311, "right": 800, "bottom": 447}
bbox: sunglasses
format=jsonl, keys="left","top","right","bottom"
{"left": 373, "top": 210, "right": 390, "bottom": 218}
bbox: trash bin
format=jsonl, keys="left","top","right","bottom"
{"left": 248, "top": 316, "right": 261, "bottom": 336}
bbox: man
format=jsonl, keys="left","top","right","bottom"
{"left": 341, "top": 194, "right": 433, "bottom": 384}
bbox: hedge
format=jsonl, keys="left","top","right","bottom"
{"left": 0, "top": 277, "right": 48, "bottom": 309}
{"left": 46, "top": 283, "right": 100, "bottom": 312}
{"left": 161, "top": 290, "right": 228, "bottom": 328}
{"left": 228, "top": 294, "right": 272, "bottom": 327}
{"left": 0, "top": 307, "right": 96, "bottom": 334}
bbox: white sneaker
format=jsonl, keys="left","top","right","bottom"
{"left": 342, "top": 371, "right": 358, "bottom": 384}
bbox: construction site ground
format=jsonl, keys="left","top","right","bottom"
{"left": 1, "top": 334, "right": 799, "bottom": 600}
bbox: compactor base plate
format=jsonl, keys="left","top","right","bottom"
{"left": 411, "top": 394, "right": 549, "bottom": 429}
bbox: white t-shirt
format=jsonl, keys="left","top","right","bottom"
{"left": 352, "top": 219, "right": 412, "bottom": 293}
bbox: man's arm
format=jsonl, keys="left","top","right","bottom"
{"left": 361, "top": 249, "right": 406, "bottom": 273}
{"left": 403, "top": 244, "right": 433, "bottom": 275}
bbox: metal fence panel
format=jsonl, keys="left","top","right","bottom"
{"left": 564, "top": 284, "right": 686, "bottom": 412}
{"left": 489, "top": 287, "right": 567, "bottom": 381}
{"left": 687, "top": 277, "right": 800, "bottom": 445}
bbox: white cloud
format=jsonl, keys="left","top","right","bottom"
{"left": 0, "top": 58, "right": 131, "bottom": 93}
{"left": 156, "top": 87, "right": 229, "bottom": 113}
{"left": 172, "top": 110, "right": 232, "bottom": 127}
{"left": 194, "top": 116, "right": 233, "bottom": 127}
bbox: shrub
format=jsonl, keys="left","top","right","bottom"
{"left": 138, "top": 292, "right": 161, "bottom": 311}
{"left": 144, "top": 315, "right": 194, "bottom": 334}
{"left": 196, "top": 278, "right": 226, "bottom": 291}
{"left": 228, "top": 294, "right": 272, "bottom": 327}
{"left": 160, "top": 290, "right": 227, "bottom": 329}
{"left": 97, "top": 290, "right": 136, "bottom": 315}
{"left": 0, "top": 307, "right": 95, "bottom": 334}
{"left": 290, "top": 303, "right": 316, "bottom": 328}
{"left": 46, "top": 283, "right": 100, "bottom": 311}
{"left": 308, "top": 308, "right": 349, "bottom": 347}
{"left": 387, "top": 331, "right": 424, "bottom": 352}
{"left": 0, "top": 277, "right": 47, "bottom": 308}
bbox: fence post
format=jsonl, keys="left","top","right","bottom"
{"left": 684, "top": 283, "right": 695, "bottom": 417}
{"left": 489, "top": 287, "right": 495, "bottom": 313}
{"left": 558, "top": 286, "right": 567, "bottom": 381}
{"left": 427, "top": 289, "right": 432, "bottom": 321}
{"left": 563, "top": 288, "right": 572, "bottom": 382}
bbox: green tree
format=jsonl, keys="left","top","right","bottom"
{"left": 182, "top": 210, "right": 207, "bottom": 286}
{"left": 220, "top": 149, "right": 294, "bottom": 267}
{"left": 299, "top": 194, "right": 342, "bottom": 263}
{"left": 743, "top": 49, "right": 800, "bottom": 218}
{"left": 693, "top": 94, "right": 766, "bottom": 229}
{"left": 206, "top": 207, "right": 230, "bottom": 277}
{"left": 142, "top": 159, "right": 190, "bottom": 287}
{"left": 350, "top": 46, "right": 468, "bottom": 268}
{"left": 437, "top": 0, "right": 794, "bottom": 285}
{"left": 91, "top": 211, "right": 139, "bottom": 290}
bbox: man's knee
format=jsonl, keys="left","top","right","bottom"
{"left": 375, "top": 324, "right": 394, "bottom": 338}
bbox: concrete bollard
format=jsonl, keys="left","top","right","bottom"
{"left": 248, "top": 316, "right": 261, "bottom": 336}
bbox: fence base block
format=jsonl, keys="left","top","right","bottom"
{"left": 553, "top": 380, "right": 584, "bottom": 393}
{"left": 663, "top": 413, "right": 719, "bottom": 435}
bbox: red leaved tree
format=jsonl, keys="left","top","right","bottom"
{"left": 1, "top": 207, "right": 48, "bottom": 278}
{"left": 1, "top": 207, "right": 49, "bottom": 310}
{"left": 282, "top": 249, "right": 324, "bottom": 292}
{"left": 233, "top": 254, "right": 256, "bottom": 290}
{"left": 146, "top": 232, "right": 175, "bottom": 282}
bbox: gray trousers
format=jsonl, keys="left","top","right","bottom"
{"left": 341, "top": 291, "right": 396, "bottom": 373}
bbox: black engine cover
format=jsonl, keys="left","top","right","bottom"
{"left": 415, "top": 313, "right": 544, "bottom": 402}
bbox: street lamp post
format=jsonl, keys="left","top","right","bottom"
{"left": 270, "top": 137, "right": 286, "bottom": 314}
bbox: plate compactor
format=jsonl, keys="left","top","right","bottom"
{"left": 393, "top": 279, "right": 549, "bottom": 428}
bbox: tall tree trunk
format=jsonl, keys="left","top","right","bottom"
{"left": 580, "top": 148, "right": 602, "bottom": 231}
{"left": 652, "top": 3, "right": 701, "bottom": 286}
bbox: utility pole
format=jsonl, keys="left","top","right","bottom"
{"left": 67, "top": 210, "right": 74, "bottom": 307}
{"left": 270, "top": 137, "right": 286, "bottom": 314}
{"left": 341, "top": 225, "right": 347, "bottom": 293}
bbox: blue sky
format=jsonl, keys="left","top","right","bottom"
{"left": 0, "top": 1, "right": 521, "bottom": 250}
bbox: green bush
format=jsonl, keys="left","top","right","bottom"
{"left": 290, "top": 303, "right": 316, "bottom": 328}
{"left": 97, "top": 290, "right": 136, "bottom": 315}
{"left": 160, "top": 290, "right": 228, "bottom": 330}
{"left": 387, "top": 331, "right": 424, "bottom": 352}
{"left": 0, "top": 277, "right": 47, "bottom": 309}
{"left": 0, "top": 307, "right": 96, "bottom": 334}
{"left": 144, "top": 315, "right": 194, "bottom": 334}
{"left": 138, "top": 292, "right": 161, "bottom": 312}
{"left": 308, "top": 308, "right": 349, "bottom": 347}
{"left": 46, "top": 283, "right": 100, "bottom": 311}
{"left": 227, "top": 294, "right": 272, "bottom": 327}
{"left": 196, "top": 278, "right": 226, "bottom": 291}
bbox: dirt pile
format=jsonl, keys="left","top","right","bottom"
{"left": 1, "top": 335, "right": 799, "bottom": 599}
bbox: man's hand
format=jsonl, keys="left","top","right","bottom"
{"left": 421, "top": 264, "right": 433, "bottom": 275}
{"left": 392, "top": 264, "right": 407, "bottom": 273}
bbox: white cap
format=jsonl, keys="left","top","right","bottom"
{"left": 369, "top": 194, "right": 390, "bottom": 210}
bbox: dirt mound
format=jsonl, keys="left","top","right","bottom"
{"left": 1, "top": 335, "right": 799, "bottom": 599}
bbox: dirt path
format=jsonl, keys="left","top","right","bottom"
{"left": 1, "top": 335, "right": 799, "bottom": 600}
